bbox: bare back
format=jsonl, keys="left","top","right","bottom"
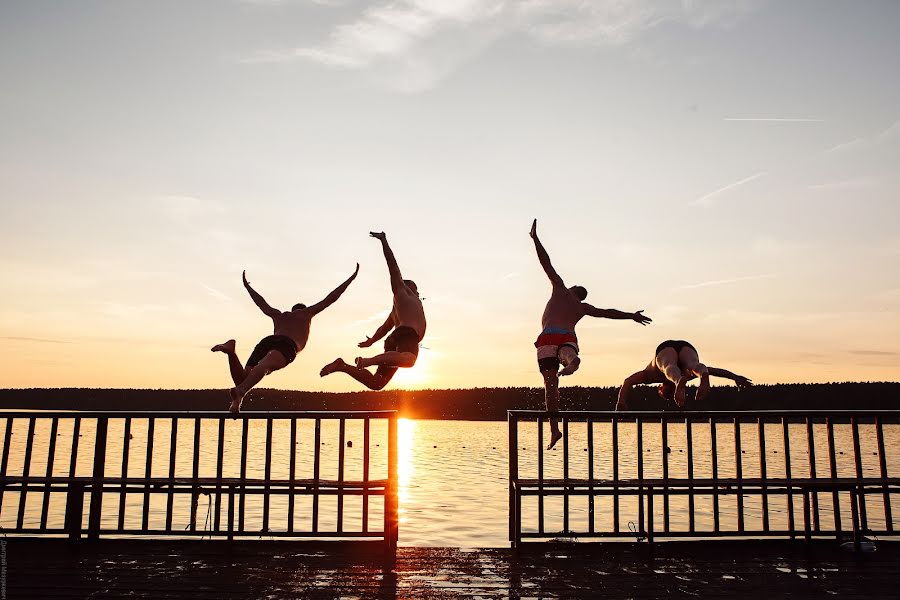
{"left": 392, "top": 285, "right": 426, "bottom": 339}
{"left": 541, "top": 285, "right": 586, "bottom": 331}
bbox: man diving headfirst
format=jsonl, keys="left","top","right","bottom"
{"left": 530, "top": 219, "right": 652, "bottom": 449}
{"left": 320, "top": 231, "right": 426, "bottom": 390}
{"left": 212, "top": 265, "right": 359, "bottom": 413}
{"left": 616, "top": 340, "right": 753, "bottom": 410}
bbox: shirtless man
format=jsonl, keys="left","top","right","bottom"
{"left": 320, "top": 232, "right": 426, "bottom": 390}
{"left": 212, "top": 265, "right": 358, "bottom": 413}
{"left": 530, "top": 219, "right": 651, "bottom": 449}
{"left": 616, "top": 340, "right": 752, "bottom": 410}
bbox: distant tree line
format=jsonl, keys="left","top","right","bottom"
{"left": 0, "top": 382, "right": 898, "bottom": 419}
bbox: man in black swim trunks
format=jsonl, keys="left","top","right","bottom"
{"left": 320, "top": 231, "right": 426, "bottom": 390}
{"left": 616, "top": 340, "right": 753, "bottom": 410}
{"left": 211, "top": 265, "right": 359, "bottom": 413}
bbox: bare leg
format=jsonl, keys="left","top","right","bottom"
{"left": 655, "top": 348, "right": 687, "bottom": 408}
{"left": 542, "top": 369, "right": 563, "bottom": 449}
{"left": 557, "top": 346, "right": 581, "bottom": 377}
{"left": 356, "top": 351, "right": 417, "bottom": 370}
{"left": 211, "top": 340, "right": 246, "bottom": 387}
{"left": 230, "top": 351, "right": 287, "bottom": 413}
{"left": 320, "top": 359, "right": 396, "bottom": 391}
{"left": 679, "top": 347, "right": 710, "bottom": 403}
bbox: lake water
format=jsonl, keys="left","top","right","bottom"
{"left": 2, "top": 417, "right": 898, "bottom": 547}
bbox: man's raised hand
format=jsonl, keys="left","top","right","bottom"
{"left": 358, "top": 336, "right": 374, "bottom": 348}
{"left": 633, "top": 310, "right": 652, "bottom": 326}
{"left": 735, "top": 375, "right": 753, "bottom": 390}
{"left": 369, "top": 231, "right": 386, "bottom": 241}
{"left": 242, "top": 270, "right": 250, "bottom": 287}
{"left": 529, "top": 219, "right": 537, "bottom": 239}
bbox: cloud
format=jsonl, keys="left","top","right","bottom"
{"left": 199, "top": 282, "right": 233, "bottom": 302}
{"left": 0, "top": 336, "right": 71, "bottom": 344}
{"left": 825, "top": 119, "right": 900, "bottom": 155}
{"left": 807, "top": 177, "right": 879, "bottom": 193}
{"left": 724, "top": 118, "right": 824, "bottom": 122}
{"left": 347, "top": 308, "right": 391, "bottom": 329}
{"left": 690, "top": 171, "right": 766, "bottom": 206}
{"left": 247, "top": 0, "right": 761, "bottom": 91}
{"left": 848, "top": 350, "right": 898, "bottom": 357}
{"left": 678, "top": 274, "right": 775, "bottom": 290}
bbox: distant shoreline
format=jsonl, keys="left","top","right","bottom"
{"left": 1, "top": 383, "right": 898, "bottom": 419}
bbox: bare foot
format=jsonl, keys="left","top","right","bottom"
{"left": 354, "top": 356, "right": 370, "bottom": 369}
{"left": 674, "top": 376, "right": 688, "bottom": 409}
{"left": 696, "top": 373, "right": 711, "bottom": 403}
{"left": 228, "top": 388, "right": 243, "bottom": 414}
{"left": 211, "top": 339, "right": 236, "bottom": 353}
{"left": 558, "top": 357, "right": 581, "bottom": 377}
{"left": 548, "top": 429, "right": 563, "bottom": 450}
{"left": 320, "top": 358, "right": 348, "bottom": 377}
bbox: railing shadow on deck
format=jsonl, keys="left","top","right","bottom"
{"left": 509, "top": 410, "right": 900, "bottom": 549}
{"left": 0, "top": 410, "right": 399, "bottom": 563}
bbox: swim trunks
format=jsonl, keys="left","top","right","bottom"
{"left": 384, "top": 326, "right": 421, "bottom": 356}
{"left": 246, "top": 335, "right": 298, "bottom": 369}
{"left": 535, "top": 326, "right": 579, "bottom": 372}
{"left": 655, "top": 340, "right": 696, "bottom": 357}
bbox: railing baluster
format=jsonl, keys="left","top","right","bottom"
{"left": 806, "top": 417, "right": 819, "bottom": 531}
{"left": 826, "top": 417, "right": 841, "bottom": 532}
{"left": 851, "top": 417, "right": 867, "bottom": 531}
{"left": 88, "top": 418, "right": 108, "bottom": 539}
{"left": 337, "top": 418, "right": 346, "bottom": 534}
{"left": 165, "top": 418, "right": 178, "bottom": 531}
{"left": 783, "top": 417, "right": 795, "bottom": 536}
{"left": 239, "top": 418, "right": 248, "bottom": 532}
{"left": 637, "top": 417, "right": 644, "bottom": 535}
{"left": 537, "top": 417, "right": 544, "bottom": 535}
{"left": 191, "top": 417, "right": 201, "bottom": 533}
{"left": 734, "top": 417, "right": 744, "bottom": 533}
{"left": 662, "top": 416, "right": 669, "bottom": 534}
{"left": 387, "top": 414, "right": 399, "bottom": 554}
{"left": 612, "top": 417, "right": 619, "bottom": 533}
{"left": 587, "top": 418, "right": 594, "bottom": 534}
{"left": 288, "top": 418, "right": 297, "bottom": 533}
{"left": 710, "top": 417, "right": 719, "bottom": 533}
{"left": 215, "top": 418, "right": 225, "bottom": 532}
{"left": 117, "top": 417, "right": 131, "bottom": 531}
{"left": 876, "top": 417, "right": 892, "bottom": 532}
{"left": 562, "top": 417, "right": 569, "bottom": 535}
{"left": 312, "top": 418, "right": 321, "bottom": 533}
{"left": 40, "top": 418, "right": 60, "bottom": 530}
{"left": 17, "top": 417, "right": 37, "bottom": 529}
{"left": 686, "top": 417, "right": 694, "bottom": 533}
{"left": 263, "top": 418, "right": 273, "bottom": 534}
{"left": 758, "top": 416, "right": 768, "bottom": 532}
{"left": 363, "top": 418, "right": 370, "bottom": 534}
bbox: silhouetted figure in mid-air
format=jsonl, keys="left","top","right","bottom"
{"left": 212, "top": 265, "right": 358, "bottom": 413}
{"left": 529, "top": 219, "right": 652, "bottom": 449}
{"left": 616, "top": 340, "right": 752, "bottom": 410}
{"left": 320, "top": 231, "right": 426, "bottom": 390}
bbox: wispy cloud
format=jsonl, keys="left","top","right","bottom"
{"left": 246, "top": 0, "right": 761, "bottom": 92}
{"left": 347, "top": 309, "right": 391, "bottom": 329}
{"left": 499, "top": 272, "right": 520, "bottom": 281}
{"left": 0, "top": 336, "right": 71, "bottom": 344}
{"left": 848, "top": 349, "right": 898, "bottom": 357}
{"left": 690, "top": 171, "right": 766, "bottom": 206}
{"left": 199, "top": 282, "right": 233, "bottom": 302}
{"left": 724, "top": 118, "right": 824, "bottom": 122}
{"left": 825, "top": 119, "right": 900, "bottom": 154}
{"left": 678, "top": 274, "right": 775, "bottom": 290}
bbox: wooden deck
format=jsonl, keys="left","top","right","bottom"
{"left": 6, "top": 539, "right": 900, "bottom": 598}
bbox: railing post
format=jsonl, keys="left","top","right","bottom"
{"left": 65, "top": 482, "right": 85, "bottom": 542}
{"left": 88, "top": 417, "right": 108, "bottom": 540}
{"left": 384, "top": 414, "right": 399, "bottom": 568}
{"left": 508, "top": 412, "right": 518, "bottom": 548}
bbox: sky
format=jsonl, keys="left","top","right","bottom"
{"left": 0, "top": 0, "right": 898, "bottom": 392}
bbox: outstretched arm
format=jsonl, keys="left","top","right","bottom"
{"left": 359, "top": 313, "right": 395, "bottom": 348}
{"left": 529, "top": 219, "right": 565, "bottom": 288}
{"left": 370, "top": 232, "right": 405, "bottom": 294}
{"left": 307, "top": 263, "right": 360, "bottom": 315}
{"left": 242, "top": 271, "right": 280, "bottom": 319}
{"left": 583, "top": 304, "right": 652, "bottom": 326}
{"left": 708, "top": 367, "right": 753, "bottom": 390}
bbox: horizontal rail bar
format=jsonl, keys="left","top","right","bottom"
{"left": 0, "top": 410, "right": 397, "bottom": 419}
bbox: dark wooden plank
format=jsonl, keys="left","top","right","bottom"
{"left": 40, "top": 417, "right": 60, "bottom": 529}
{"left": 17, "top": 417, "right": 37, "bottom": 529}
{"left": 118, "top": 417, "right": 132, "bottom": 531}
{"left": 142, "top": 418, "right": 155, "bottom": 531}
{"left": 165, "top": 418, "right": 178, "bottom": 531}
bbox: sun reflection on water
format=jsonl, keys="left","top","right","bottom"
{"left": 397, "top": 418, "right": 416, "bottom": 523}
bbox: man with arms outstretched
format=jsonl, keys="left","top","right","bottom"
{"left": 320, "top": 232, "right": 426, "bottom": 390}
{"left": 616, "top": 340, "right": 752, "bottom": 410}
{"left": 530, "top": 219, "right": 651, "bottom": 449}
{"left": 212, "top": 265, "right": 359, "bottom": 413}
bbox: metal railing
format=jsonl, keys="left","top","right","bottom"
{"left": 0, "top": 410, "right": 398, "bottom": 557}
{"left": 509, "top": 410, "right": 900, "bottom": 547}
